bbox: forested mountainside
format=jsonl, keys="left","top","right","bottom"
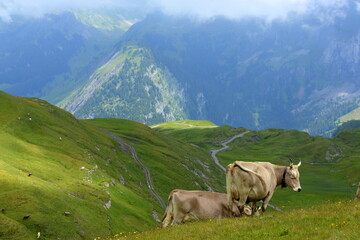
{"left": 60, "top": 2, "right": 360, "bottom": 135}
{"left": 2, "top": 2, "right": 360, "bottom": 135}
{"left": 118, "top": 7, "right": 360, "bottom": 135}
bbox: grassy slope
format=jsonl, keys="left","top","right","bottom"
{"left": 153, "top": 121, "right": 358, "bottom": 210}
{"left": 86, "top": 118, "right": 226, "bottom": 201}
{"left": 152, "top": 120, "right": 246, "bottom": 149}
{"left": 151, "top": 120, "right": 218, "bottom": 130}
{"left": 0, "top": 91, "right": 158, "bottom": 239}
{"left": 0, "top": 93, "right": 228, "bottom": 239}
{"left": 1, "top": 90, "right": 358, "bottom": 240}
{"left": 106, "top": 200, "right": 360, "bottom": 240}
{"left": 339, "top": 106, "right": 360, "bottom": 123}
{"left": 121, "top": 120, "right": 360, "bottom": 240}
{"left": 216, "top": 129, "right": 356, "bottom": 208}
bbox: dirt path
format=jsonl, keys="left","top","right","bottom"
{"left": 210, "top": 131, "right": 250, "bottom": 172}
{"left": 106, "top": 132, "right": 166, "bottom": 209}
{"left": 210, "top": 131, "right": 284, "bottom": 212}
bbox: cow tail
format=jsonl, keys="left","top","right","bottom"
{"left": 226, "top": 164, "right": 237, "bottom": 214}
{"left": 230, "top": 164, "right": 236, "bottom": 175}
{"left": 161, "top": 190, "right": 177, "bottom": 228}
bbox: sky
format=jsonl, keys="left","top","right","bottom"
{"left": 0, "top": 0, "right": 350, "bottom": 22}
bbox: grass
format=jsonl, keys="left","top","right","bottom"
{"left": 153, "top": 122, "right": 359, "bottom": 210}
{"left": 0, "top": 92, "right": 229, "bottom": 239}
{"left": 103, "top": 200, "right": 360, "bottom": 240}
{"left": 86, "top": 118, "right": 226, "bottom": 201}
{"left": 1, "top": 93, "right": 359, "bottom": 239}
{"left": 339, "top": 106, "right": 360, "bottom": 123}
{"left": 150, "top": 120, "right": 218, "bottom": 130}
{"left": 215, "top": 128, "right": 357, "bottom": 208}
{"left": 0, "top": 92, "right": 159, "bottom": 239}
{"left": 152, "top": 120, "right": 246, "bottom": 149}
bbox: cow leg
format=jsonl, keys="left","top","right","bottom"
{"left": 236, "top": 194, "right": 248, "bottom": 216}
{"left": 171, "top": 201, "right": 185, "bottom": 226}
{"left": 184, "top": 212, "right": 197, "bottom": 222}
{"left": 227, "top": 193, "right": 236, "bottom": 217}
{"left": 251, "top": 202, "right": 257, "bottom": 215}
{"left": 161, "top": 213, "right": 173, "bottom": 228}
{"left": 172, "top": 213, "right": 185, "bottom": 226}
{"left": 261, "top": 192, "right": 274, "bottom": 212}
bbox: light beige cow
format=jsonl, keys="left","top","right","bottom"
{"left": 226, "top": 161, "right": 302, "bottom": 215}
{"left": 161, "top": 189, "right": 251, "bottom": 228}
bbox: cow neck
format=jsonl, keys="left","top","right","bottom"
{"left": 281, "top": 166, "right": 288, "bottom": 188}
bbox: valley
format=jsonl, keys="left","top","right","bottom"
{"left": 1, "top": 2, "right": 360, "bottom": 239}
{"left": 0, "top": 92, "right": 358, "bottom": 239}
{"left": 2, "top": 4, "right": 360, "bottom": 136}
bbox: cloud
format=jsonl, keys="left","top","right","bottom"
{"left": 0, "top": 0, "right": 150, "bottom": 22}
{"left": 153, "top": 0, "right": 308, "bottom": 20}
{"left": 356, "top": 1, "right": 360, "bottom": 11}
{"left": 0, "top": 0, "right": 349, "bottom": 23}
{"left": 152, "top": 0, "right": 349, "bottom": 21}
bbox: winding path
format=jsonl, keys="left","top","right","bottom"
{"left": 210, "top": 131, "right": 251, "bottom": 172}
{"left": 106, "top": 132, "right": 166, "bottom": 209}
{"left": 210, "top": 131, "right": 284, "bottom": 212}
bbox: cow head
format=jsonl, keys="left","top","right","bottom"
{"left": 285, "top": 161, "right": 302, "bottom": 192}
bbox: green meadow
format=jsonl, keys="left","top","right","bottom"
{"left": 0, "top": 92, "right": 224, "bottom": 239}
{"left": 0, "top": 91, "right": 158, "bottom": 239}
{"left": 105, "top": 200, "right": 359, "bottom": 240}
{"left": 0, "top": 92, "right": 359, "bottom": 239}
{"left": 155, "top": 122, "right": 358, "bottom": 209}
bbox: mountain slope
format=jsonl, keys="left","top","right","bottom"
{"left": 0, "top": 10, "right": 137, "bottom": 103}
{"left": 60, "top": 2, "right": 360, "bottom": 136}
{"left": 60, "top": 45, "right": 188, "bottom": 124}
{"left": 3, "top": 5, "right": 360, "bottom": 135}
{"left": 0, "top": 91, "right": 154, "bottom": 239}
{"left": 123, "top": 8, "right": 360, "bottom": 136}
{"left": 0, "top": 92, "right": 224, "bottom": 239}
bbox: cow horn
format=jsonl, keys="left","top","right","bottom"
{"left": 297, "top": 161, "right": 301, "bottom": 167}
{"left": 288, "top": 158, "right": 293, "bottom": 166}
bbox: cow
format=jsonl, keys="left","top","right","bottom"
{"left": 226, "top": 160, "right": 301, "bottom": 216}
{"left": 161, "top": 189, "right": 251, "bottom": 228}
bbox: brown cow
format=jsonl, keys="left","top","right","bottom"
{"left": 226, "top": 161, "right": 301, "bottom": 215}
{"left": 161, "top": 189, "right": 251, "bottom": 228}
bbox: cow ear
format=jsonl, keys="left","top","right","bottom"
{"left": 297, "top": 161, "right": 301, "bottom": 167}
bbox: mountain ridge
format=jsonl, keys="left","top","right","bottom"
{"left": 58, "top": 7, "right": 360, "bottom": 136}
{"left": 2, "top": 7, "right": 360, "bottom": 135}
